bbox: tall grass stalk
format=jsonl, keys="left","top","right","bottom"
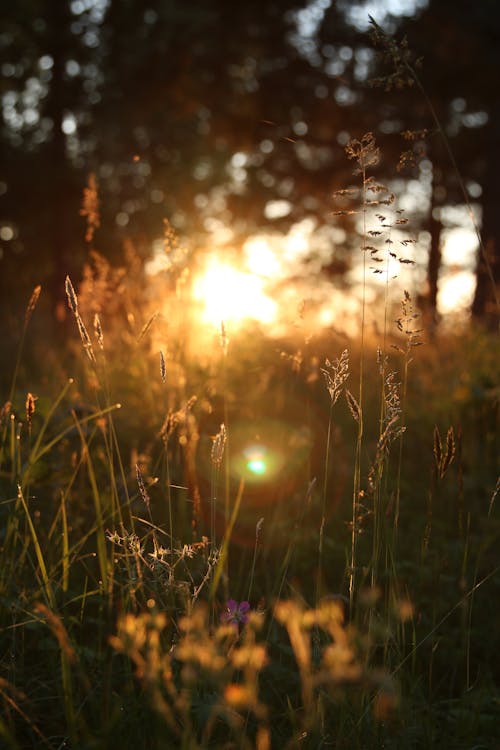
{"left": 350, "top": 563, "right": 500, "bottom": 743}
{"left": 345, "top": 135, "right": 379, "bottom": 613}
{"left": 25, "top": 400, "right": 121, "bottom": 485}
{"left": 369, "top": 16, "right": 499, "bottom": 316}
{"left": 394, "top": 346, "right": 409, "bottom": 539}
{"left": 5, "top": 285, "right": 41, "bottom": 412}
{"left": 0, "top": 678, "right": 51, "bottom": 749}
{"left": 267, "top": 477, "right": 316, "bottom": 640}
{"left": 247, "top": 516, "right": 264, "bottom": 602}
{"left": 60, "top": 491, "right": 70, "bottom": 595}
{"left": 0, "top": 711, "right": 22, "bottom": 750}
{"left": 34, "top": 603, "right": 79, "bottom": 745}
{"left": 465, "top": 477, "right": 498, "bottom": 688}
{"left": 21, "top": 377, "right": 75, "bottom": 490}
{"left": 210, "top": 422, "right": 227, "bottom": 555}
{"left": 220, "top": 322, "right": 231, "bottom": 599}
{"left": 72, "top": 416, "right": 110, "bottom": 591}
{"left": 209, "top": 478, "right": 244, "bottom": 601}
{"left": 17, "top": 485, "right": 56, "bottom": 609}
{"left": 317, "top": 400, "right": 334, "bottom": 606}
{"left": 317, "top": 349, "right": 348, "bottom": 605}
{"left": 106, "top": 412, "right": 135, "bottom": 530}
{"left": 352, "top": 165, "right": 367, "bottom": 615}
{"left": 394, "top": 291, "right": 422, "bottom": 539}
{"left": 164, "top": 444, "right": 174, "bottom": 552}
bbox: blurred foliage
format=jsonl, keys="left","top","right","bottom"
{"left": 1, "top": 0, "right": 499, "bottom": 333}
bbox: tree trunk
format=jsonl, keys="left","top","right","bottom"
{"left": 427, "top": 171, "right": 442, "bottom": 323}
{"left": 418, "top": 163, "right": 443, "bottom": 335}
{"left": 471, "top": 104, "right": 500, "bottom": 331}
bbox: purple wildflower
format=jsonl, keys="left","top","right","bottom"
{"left": 221, "top": 599, "right": 250, "bottom": 627}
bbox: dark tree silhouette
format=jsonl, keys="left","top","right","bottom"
{"left": 1, "top": 0, "right": 498, "bottom": 332}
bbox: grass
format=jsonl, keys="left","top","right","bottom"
{"left": 0, "top": 257, "right": 498, "bottom": 749}
{"left": 1, "top": 64, "right": 499, "bottom": 750}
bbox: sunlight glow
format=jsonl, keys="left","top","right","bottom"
{"left": 244, "top": 238, "right": 281, "bottom": 277}
{"left": 441, "top": 227, "right": 476, "bottom": 267}
{"left": 192, "top": 259, "right": 277, "bottom": 326}
{"left": 438, "top": 226, "right": 477, "bottom": 315}
{"left": 438, "top": 271, "right": 475, "bottom": 314}
{"left": 151, "top": 204, "right": 479, "bottom": 341}
{"left": 285, "top": 231, "right": 309, "bottom": 259}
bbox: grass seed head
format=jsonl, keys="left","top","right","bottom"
{"left": 322, "top": 349, "right": 350, "bottom": 404}
{"left": 25, "top": 392, "right": 37, "bottom": 433}
{"left": 80, "top": 172, "right": 100, "bottom": 244}
{"left": 65, "top": 275, "right": 78, "bottom": 314}
{"left": 136, "top": 463, "right": 151, "bottom": 509}
{"left": 25, "top": 284, "right": 42, "bottom": 325}
{"left": 76, "top": 313, "right": 96, "bottom": 363}
{"left": 211, "top": 423, "right": 227, "bottom": 466}
{"left": 93, "top": 313, "right": 104, "bottom": 350}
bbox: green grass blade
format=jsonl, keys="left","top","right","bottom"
{"left": 17, "top": 485, "right": 56, "bottom": 609}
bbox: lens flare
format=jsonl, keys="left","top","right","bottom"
{"left": 247, "top": 458, "right": 266, "bottom": 475}
{"left": 238, "top": 441, "right": 283, "bottom": 483}
{"left": 243, "top": 445, "right": 268, "bottom": 477}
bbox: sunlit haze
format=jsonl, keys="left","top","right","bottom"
{"left": 438, "top": 226, "right": 477, "bottom": 314}
{"left": 244, "top": 238, "right": 281, "bottom": 277}
{"left": 152, "top": 208, "right": 478, "bottom": 336}
{"left": 192, "top": 258, "right": 277, "bottom": 326}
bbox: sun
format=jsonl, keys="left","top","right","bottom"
{"left": 192, "top": 256, "right": 278, "bottom": 326}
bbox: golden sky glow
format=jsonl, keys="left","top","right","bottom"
{"left": 438, "top": 227, "right": 477, "bottom": 314}
{"left": 192, "top": 257, "right": 277, "bottom": 326}
{"left": 152, "top": 216, "right": 478, "bottom": 337}
{"left": 244, "top": 237, "right": 281, "bottom": 277}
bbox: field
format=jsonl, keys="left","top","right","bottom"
{"left": 2, "top": 0, "right": 500, "bottom": 745}
{"left": 0, "top": 191, "right": 499, "bottom": 750}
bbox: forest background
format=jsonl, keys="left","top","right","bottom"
{"left": 1, "top": 0, "right": 499, "bottom": 339}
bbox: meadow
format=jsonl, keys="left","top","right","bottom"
{"left": 0, "top": 133, "right": 499, "bottom": 750}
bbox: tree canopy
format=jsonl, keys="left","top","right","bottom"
{"left": 0, "top": 0, "right": 498, "bottom": 329}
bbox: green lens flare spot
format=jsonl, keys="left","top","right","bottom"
{"left": 247, "top": 458, "right": 266, "bottom": 475}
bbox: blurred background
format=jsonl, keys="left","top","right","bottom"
{"left": 1, "top": 0, "right": 499, "bottom": 354}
